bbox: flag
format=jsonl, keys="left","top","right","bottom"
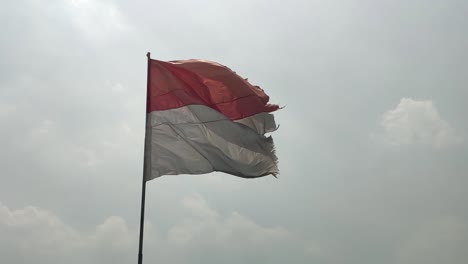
{"left": 144, "top": 59, "right": 280, "bottom": 181}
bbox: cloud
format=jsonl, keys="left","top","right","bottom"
{"left": 65, "top": 0, "right": 130, "bottom": 42}
{"left": 0, "top": 202, "right": 136, "bottom": 264}
{"left": 2, "top": 1, "right": 468, "bottom": 264}
{"left": 0, "top": 101, "right": 16, "bottom": 118}
{"left": 160, "top": 194, "right": 316, "bottom": 264}
{"left": 0, "top": 202, "right": 83, "bottom": 253}
{"left": 395, "top": 217, "right": 468, "bottom": 264}
{"left": 374, "top": 98, "right": 461, "bottom": 147}
{"left": 168, "top": 194, "right": 292, "bottom": 246}
{"left": 0, "top": 195, "right": 315, "bottom": 264}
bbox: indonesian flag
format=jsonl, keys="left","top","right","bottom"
{"left": 144, "top": 58, "right": 280, "bottom": 181}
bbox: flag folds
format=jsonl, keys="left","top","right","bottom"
{"left": 144, "top": 59, "right": 279, "bottom": 181}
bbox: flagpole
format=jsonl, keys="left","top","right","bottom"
{"left": 138, "top": 52, "right": 151, "bottom": 264}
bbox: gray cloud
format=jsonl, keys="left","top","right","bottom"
{"left": 395, "top": 216, "right": 468, "bottom": 264}
{"left": 1, "top": 0, "right": 468, "bottom": 263}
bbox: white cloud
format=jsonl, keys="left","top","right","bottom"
{"left": 0, "top": 202, "right": 135, "bottom": 257}
{"left": 30, "top": 120, "right": 55, "bottom": 136}
{"left": 160, "top": 194, "right": 317, "bottom": 264}
{"left": 0, "top": 203, "right": 82, "bottom": 253}
{"left": 0, "top": 102, "right": 16, "bottom": 118}
{"left": 0, "top": 195, "right": 315, "bottom": 264}
{"left": 0, "top": 201, "right": 148, "bottom": 264}
{"left": 65, "top": 0, "right": 130, "bottom": 41}
{"left": 168, "top": 194, "right": 292, "bottom": 247}
{"left": 375, "top": 98, "right": 461, "bottom": 147}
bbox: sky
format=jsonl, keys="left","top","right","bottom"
{"left": 1, "top": 0, "right": 467, "bottom": 263}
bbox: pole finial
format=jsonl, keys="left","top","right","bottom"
{"left": 146, "top": 52, "right": 151, "bottom": 59}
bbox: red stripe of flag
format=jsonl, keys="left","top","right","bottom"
{"left": 147, "top": 59, "right": 279, "bottom": 120}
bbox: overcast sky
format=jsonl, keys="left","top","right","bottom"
{"left": 1, "top": 0, "right": 467, "bottom": 263}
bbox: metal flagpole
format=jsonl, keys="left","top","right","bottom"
{"left": 138, "top": 52, "right": 151, "bottom": 264}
